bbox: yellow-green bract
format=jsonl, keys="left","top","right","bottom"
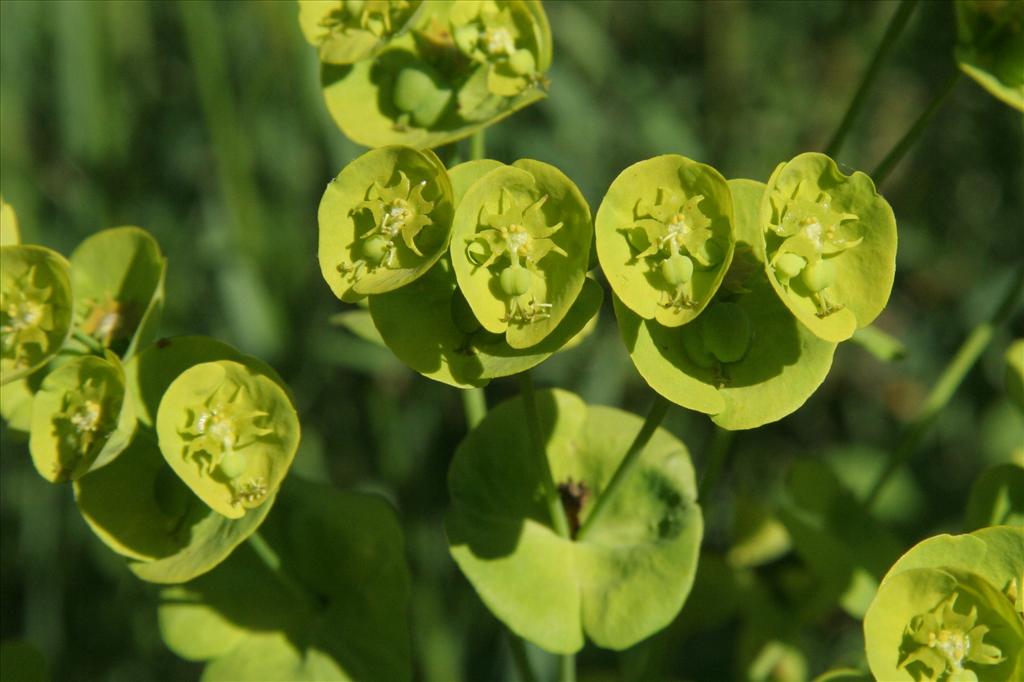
{"left": 298, "top": 0, "right": 424, "bottom": 65}
{"left": 596, "top": 154, "right": 736, "bottom": 328}
{"left": 863, "top": 526, "right": 1024, "bottom": 682}
{"left": 0, "top": 197, "right": 19, "bottom": 246}
{"left": 68, "top": 226, "right": 166, "bottom": 360}
{"left": 955, "top": 0, "right": 1024, "bottom": 111}
{"left": 316, "top": 0, "right": 553, "bottom": 148}
{"left": 615, "top": 179, "right": 838, "bottom": 430}
{"left": 318, "top": 145, "right": 455, "bottom": 302}
{"left": 761, "top": 153, "right": 897, "bottom": 343}
{"left": 155, "top": 360, "right": 300, "bottom": 520}
{"left": 29, "top": 352, "right": 136, "bottom": 483}
{"left": 1, "top": 244, "right": 74, "bottom": 386}
{"left": 449, "top": 158, "right": 592, "bottom": 349}
{"left": 446, "top": 389, "right": 703, "bottom": 653}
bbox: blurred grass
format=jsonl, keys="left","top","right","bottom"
{"left": 1, "top": 1, "right": 1022, "bottom": 680}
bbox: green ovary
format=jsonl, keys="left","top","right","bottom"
{"left": 346, "top": 171, "right": 435, "bottom": 277}
{"left": 630, "top": 188, "right": 717, "bottom": 311}
{"left": 178, "top": 379, "right": 273, "bottom": 506}
{"left": 468, "top": 188, "right": 566, "bottom": 325}
{"left": 899, "top": 592, "right": 1004, "bottom": 682}
{"left": 1, "top": 266, "right": 55, "bottom": 368}
{"left": 768, "top": 188, "right": 861, "bottom": 317}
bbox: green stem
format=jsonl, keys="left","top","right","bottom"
{"left": 507, "top": 631, "right": 539, "bottom": 682}
{"left": 872, "top": 70, "right": 962, "bottom": 185}
{"left": 517, "top": 372, "right": 571, "bottom": 539}
{"left": 559, "top": 652, "right": 576, "bottom": 682}
{"left": 576, "top": 395, "right": 671, "bottom": 542}
{"left": 698, "top": 426, "right": 734, "bottom": 503}
{"left": 247, "top": 531, "right": 316, "bottom": 610}
{"left": 825, "top": 0, "right": 919, "bottom": 158}
{"left": 461, "top": 387, "right": 487, "bottom": 430}
{"left": 71, "top": 330, "right": 106, "bottom": 355}
{"left": 470, "top": 128, "right": 486, "bottom": 161}
{"left": 865, "top": 265, "right": 1024, "bottom": 508}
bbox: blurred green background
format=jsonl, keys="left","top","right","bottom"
{"left": 1, "top": 1, "right": 1022, "bottom": 680}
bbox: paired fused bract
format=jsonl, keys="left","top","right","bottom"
{"left": 156, "top": 360, "right": 300, "bottom": 519}
{"left": 0, "top": 245, "right": 74, "bottom": 385}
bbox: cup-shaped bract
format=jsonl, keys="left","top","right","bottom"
{"left": 596, "top": 155, "right": 736, "bottom": 328}
{"left": 450, "top": 159, "right": 592, "bottom": 349}
{"left": 319, "top": 0, "right": 552, "bottom": 148}
{"left": 74, "top": 436, "right": 276, "bottom": 584}
{"left": 29, "top": 352, "right": 136, "bottom": 483}
{"left": 1, "top": 245, "right": 74, "bottom": 386}
{"left": 955, "top": 0, "right": 1024, "bottom": 111}
{"left": 761, "top": 153, "right": 896, "bottom": 343}
{"left": 615, "top": 180, "right": 838, "bottom": 430}
{"left": 0, "top": 198, "right": 19, "bottom": 246}
{"left": 156, "top": 360, "right": 300, "bottom": 520}
{"left": 863, "top": 526, "right": 1024, "bottom": 682}
{"left": 446, "top": 389, "right": 703, "bottom": 654}
{"left": 298, "top": 0, "right": 423, "bottom": 65}
{"left": 69, "top": 227, "right": 166, "bottom": 360}
{"left": 319, "top": 145, "right": 455, "bottom": 302}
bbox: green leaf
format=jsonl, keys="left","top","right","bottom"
{"left": 966, "top": 463, "right": 1024, "bottom": 530}
{"left": 0, "top": 640, "right": 48, "bottom": 682}
{"left": 74, "top": 435, "right": 276, "bottom": 583}
{"left": 155, "top": 360, "right": 300, "bottom": 519}
{"left": 369, "top": 259, "right": 602, "bottom": 387}
{"left": 1, "top": 245, "right": 74, "bottom": 385}
{"left": 446, "top": 389, "right": 703, "bottom": 653}
{"left": 760, "top": 153, "right": 897, "bottom": 342}
{"left": 29, "top": 352, "right": 136, "bottom": 482}
{"left": 297, "top": 0, "right": 423, "bottom": 66}
{"left": 68, "top": 226, "right": 166, "bottom": 360}
{"left": 318, "top": 145, "right": 455, "bottom": 302}
{"left": 0, "top": 198, "right": 20, "bottom": 246}
{"left": 615, "top": 180, "right": 838, "bottom": 429}
{"left": 779, "top": 459, "right": 904, "bottom": 619}
{"left": 1006, "top": 339, "right": 1024, "bottom": 413}
{"left": 319, "top": 1, "right": 551, "bottom": 148}
{"left": 158, "top": 479, "right": 412, "bottom": 681}
{"left": 449, "top": 159, "right": 592, "bottom": 349}
{"left": 955, "top": 0, "right": 1024, "bottom": 111}
{"left": 595, "top": 154, "right": 736, "bottom": 327}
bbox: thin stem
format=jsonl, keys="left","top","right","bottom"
{"left": 576, "top": 395, "right": 671, "bottom": 542}
{"left": 507, "top": 631, "right": 539, "bottom": 682}
{"left": 698, "top": 426, "right": 734, "bottom": 503}
{"left": 247, "top": 531, "right": 316, "bottom": 610}
{"left": 517, "top": 372, "right": 571, "bottom": 539}
{"left": 865, "top": 265, "right": 1024, "bottom": 508}
{"left": 559, "top": 653, "right": 576, "bottom": 682}
{"left": 72, "top": 330, "right": 105, "bottom": 355}
{"left": 470, "top": 128, "right": 486, "bottom": 161}
{"left": 872, "top": 70, "right": 962, "bottom": 185}
{"left": 825, "top": 0, "right": 919, "bottom": 158}
{"left": 461, "top": 387, "right": 487, "bottom": 431}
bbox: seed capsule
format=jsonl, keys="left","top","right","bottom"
{"left": 700, "top": 302, "right": 752, "bottom": 364}
{"left": 499, "top": 265, "right": 533, "bottom": 297}
{"left": 393, "top": 67, "right": 451, "bottom": 128}
{"left": 660, "top": 254, "right": 694, "bottom": 286}
{"left": 509, "top": 48, "right": 536, "bottom": 76}
{"left": 363, "top": 234, "right": 390, "bottom": 264}
{"left": 801, "top": 258, "right": 836, "bottom": 293}
{"left": 219, "top": 450, "right": 248, "bottom": 480}
{"left": 774, "top": 252, "right": 806, "bottom": 280}
{"left": 681, "top": 324, "right": 717, "bottom": 369}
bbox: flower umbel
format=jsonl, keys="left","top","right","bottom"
{"left": 899, "top": 592, "right": 1004, "bottom": 682}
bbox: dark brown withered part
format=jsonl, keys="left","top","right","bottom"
{"left": 557, "top": 478, "right": 589, "bottom": 539}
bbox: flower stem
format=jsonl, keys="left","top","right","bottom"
{"left": 72, "top": 330, "right": 106, "bottom": 356}
{"left": 872, "top": 70, "right": 962, "bottom": 185}
{"left": 517, "top": 372, "right": 571, "bottom": 539}
{"left": 560, "top": 651, "right": 576, "bottom": 682}
{"left": 865, "top": 265, "right": 1024, "bottom": 508}
{"left": 575, "top": 395, "right": 671, "bottom": 542}
{"left": 461, "top": 387, "right": 487, "bottom": 430}
{"left": 507, "top": 632, "right": 538, "bottom": 682}
{"left": 698, "top": 426, "right": 734, "bottom": 503}
{"left": 824, "top": 0, "right": 919, "bottom": 158}
{"left": 471, "top": 128, "right": 486, "bottom": 161}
